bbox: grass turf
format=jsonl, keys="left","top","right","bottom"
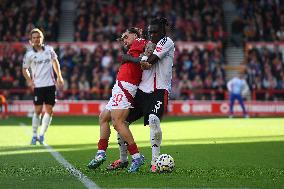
{"left": 0, "top": 116, "right": 284, "bottom": 188}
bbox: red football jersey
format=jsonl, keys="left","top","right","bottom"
{"left": 117, "top": 38, "right": 148, "bottom": 85}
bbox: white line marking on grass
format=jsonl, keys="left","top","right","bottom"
{"left": 19, "top": 123, "right": 100, "bottom": 189}
{"left": 44, "top": 143, "right": 100, "bottom": 189}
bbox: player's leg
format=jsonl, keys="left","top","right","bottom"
{"left": 111, "top": 108, "right": 144, "bottom": 173}
{"left": 31, "top": 105, "right": 43, "bottom": 145}
{"left": 149, "top": 114, "right": 162, "bottom": 170}
{"left": 106, "top": 132, "right": 129, "bottom": 170}
{"left": 111, "top": 109, "right": 136, "bottom": 154}
{"left": 38, "top": 105, "right": 53, "bottom": 144}
{"left": 237, "top": 95, "right": 248, "bottom": 117}
{"left": 107, "top": 105, "right": 143, "bottom": 171}
{"left": 147, "top": 89, "right": 167, "bottom": 172}
{"left": 39, "top": 86, "right": 56, "bottom": 144}
{"left": 31, "top": 87, "right": 43, "bottom": 145}
{"left": 229, "top": 93, "right": 236, "bottom": 117}
{"left": 88, "top": 108, "right": 111, "bottom": 169}
{"left": 109, "top": 81, "right": 144, "bottom": 172}
{"left": 117, "top": 132, "right": 128, "bottom": 163}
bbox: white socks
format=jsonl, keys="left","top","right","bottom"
{"left": 32, "top": 113, "right": 41, "bottom": 137}
{"left": 116, "top": 115, "right": 162, "bottom": 163}
{"left": 117, "top": 133, "right": 128, "bottom": 162}
{"left": 149, "top": 114, "right": 162, "bottom": 165}
{"left": 39, "top": 113, "right": 52, "bottom": 136}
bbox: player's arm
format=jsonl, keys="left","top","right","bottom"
{"left": 144, "top": 54, "right": 159, "bottom": 65}
{"left": 22, "top": 67, "right": 34, "bottom": 88}
{"left": 242, "top": 81, "right": 250, "bottom": 96}
{"left": 52, "top": 58, "right": 64, "bottom": 88}
{"left": 22, "top": 54, "right": 34, "bottom": 88}
{"left": 227, "top": 80, "right": 232, "bottom": 92}
{"left": 143, "top": 39, "right": 173, "bottom": 66}
{"left": 121, "top": 42, "right": 156, "bottom": 64}
{"left": 121, "top": 54, "right": 141, "bottom": 63}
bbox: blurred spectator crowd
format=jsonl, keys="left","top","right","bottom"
{"left": 0, "top": 42, "right": 226, "bottom": 101}
{"left": 74, "top": 0, "right": 227, "bottom": 43}
{"left": 231, "top": 0, "right": 284, "bottom": 46}
{"left": 0, "top": 0, "right": 60, "bottom": 42}
{"left": 1, "top": 0, "right": 284, "bottom": 102}
{"left": 245, "top": 45, "right": 284, "bottom": 100}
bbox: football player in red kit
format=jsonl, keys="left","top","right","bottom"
{"left": 87, "top": 27, "right": 152, "bottom": 173}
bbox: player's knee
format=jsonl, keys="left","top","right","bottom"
{"left": 46, "top": 110, "right": 53, "bottom": 116}
{"left": 112, "top": 116, "right": 123, "bottom": 127}
{"left": 99, "top": 111, "right": 111, "bottom": 125}
{"left": 34, "top": 110, "right": 41, "bottom": 116}
{"left": 149, "top": 114, "right": 160, "bottom": 128}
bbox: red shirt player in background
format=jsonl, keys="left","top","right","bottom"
{"left": 87, "top": 27, "right": 149, "bottom": 173}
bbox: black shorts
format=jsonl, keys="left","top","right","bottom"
{"left": 127, "top": 89, "right": 168, "bottom": 126}
{"left": 33, "top": 85, "right": 56, "bottom": 106}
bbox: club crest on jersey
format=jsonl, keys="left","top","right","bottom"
{"left": 156, "top": 46, "right": 163, "bottom": 52}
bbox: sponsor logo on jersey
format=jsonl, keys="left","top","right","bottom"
{"left": 156, "top": 46, "right": 163, "bottom": 52}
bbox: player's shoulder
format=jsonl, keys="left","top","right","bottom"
{"left": 44, "top": 45, "right": 55, "bottom": 51}
{"left": 130, "top": 38, "right": 148, "bottom": 49}
{"left": 157, "top": 37, "right": 174, "bottom": 47}
{"left": 24, "top": 47, "right": 35, "bottom": 57}
{"left": 135, "top": 38, "right": 146, "bottom": 41}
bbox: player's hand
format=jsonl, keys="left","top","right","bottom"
{"left": 144, "top": 42, "right": 156, "bottom": 57}
{"left": 140, "top": 61, "right": 152, "bottom": 70}
{"left": 57, "top": 76, "right": 64, "bottom": 89}
{"left": 27, "top": 79, "right": 35, "bottom": 90}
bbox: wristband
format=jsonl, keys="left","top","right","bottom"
{"left": 141, "top": 56, "right": 148, "bottom": 61}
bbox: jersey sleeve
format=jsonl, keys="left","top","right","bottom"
{"left": 153, "top": 38, "right": 174, "bottom": 59}
{"left": 49, "top": 46, "right": 58, "bottom": 60}
{"left": 22, "top": 52, "right": 31, "bottom": 69}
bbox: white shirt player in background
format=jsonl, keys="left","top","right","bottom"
{"left": 227, "top": 74, "right": 249, "bottom": 118}
{"left": 22, "top": 28, "right": 64, "bottom": 145}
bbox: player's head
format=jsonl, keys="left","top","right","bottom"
{"left": 118, "top": 27, "right": 141, "bottom": 47}
{"left": 148, "top": 17, "right": 168, "bottom": 44}
{"left": 29, "top": 28, "right": 44, "bottom": 47}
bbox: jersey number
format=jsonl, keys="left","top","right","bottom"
{"left": 112, "top": 94, "right": 123, "bottom": 106}
{"left": 152, "top": 101, "right": 162, "bottom": 113}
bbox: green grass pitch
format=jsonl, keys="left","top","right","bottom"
{"left": 0, "top": 116, "right": 284, "bottom": 189}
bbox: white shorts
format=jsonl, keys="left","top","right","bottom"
{"left": 105, "top": 80, "right": 138, "bottom": 110}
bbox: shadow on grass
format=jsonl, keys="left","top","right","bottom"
{"left": 4, "top": 115, "right": 279, "bottom": 126}
{"left": 1, "top": 134, "right": 284, "bottom": 154}
{"left": 0, "top": 116, "right": 284, "bottom": 126}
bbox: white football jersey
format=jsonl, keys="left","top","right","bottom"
{"left": 23, "top": 45, "right": 57, "bottom": 88}
{"left": 139, "top": 37, "right": 175, "bottom": 93}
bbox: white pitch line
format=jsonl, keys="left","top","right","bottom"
{"left": 19, "top": 123, "right": 100, "bottom": 189}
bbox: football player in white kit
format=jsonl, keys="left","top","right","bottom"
{"left": 107, "top": 17, "right": 175, "bottom": 172}
{"left": 22, "top": 28, "right": 64, "bottom": 145}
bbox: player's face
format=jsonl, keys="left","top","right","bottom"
{"left": 121, "top": 32, "right": 137, "bottom": 47}
{"left": 31, "top": 32, "right": 43, "bottom": 47}
{"left": 148, "top": 25, "right": 161, "bottom": 44}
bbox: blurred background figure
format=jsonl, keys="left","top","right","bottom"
{"left": 227, "top": 73, "right": 249, "bottom": 118}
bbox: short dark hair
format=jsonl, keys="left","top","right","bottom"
{"left": 150, "top": 17, "right": 168, "bottom": 29}
{"left": 150, "top": 17, "right": 169, "bottom": 35}
{"left": 126, "top": 27, "right": 141, "bottom": 38}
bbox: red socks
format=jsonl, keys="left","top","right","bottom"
{"left": 98, "top": 139, "right": 108, "bottom": 151}
{"left": 127, "top": 143, "right": 139, "bottom": 155}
